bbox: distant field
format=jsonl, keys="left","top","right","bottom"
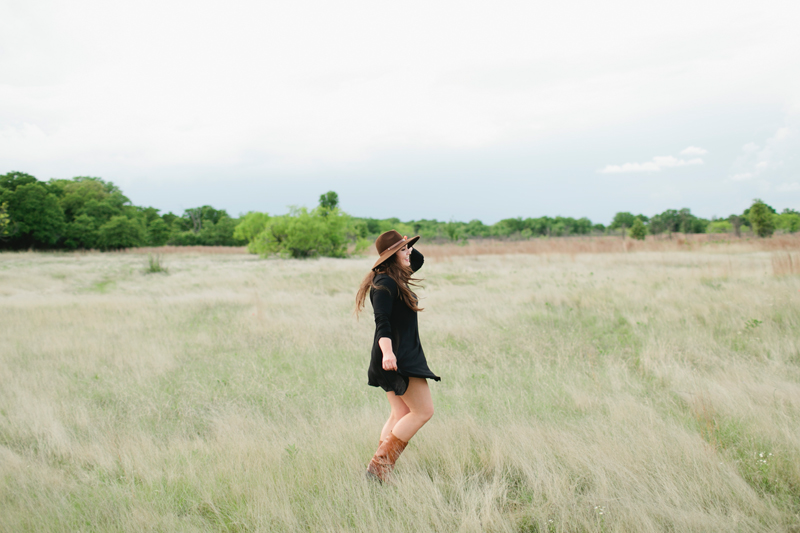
{"left": 1, "top": 245, "right": 799, "bottom": 532}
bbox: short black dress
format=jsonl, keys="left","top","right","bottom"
{"left": 367, "top": 248, "right": 440, "bottom": 395}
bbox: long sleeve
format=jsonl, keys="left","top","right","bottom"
{"left": 371, "top": 276, "right": 397, "bottom": 339}
{"left": 410, "top": 248, "right": 424, "bottom": 273}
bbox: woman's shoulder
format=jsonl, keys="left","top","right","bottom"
{"left": 373, "top": 273, "right": 398, "bottom": 291}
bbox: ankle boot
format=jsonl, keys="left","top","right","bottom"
{"left": 366, "top": 433, "right": 408, "bottom": 483}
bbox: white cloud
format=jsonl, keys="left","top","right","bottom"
{"left": 729, "top": 124, "right": 797, "bottom": 181}
{"left": 680, "top": 146, "right": 708, "bottom": 156}
{"left": 773, "top": 127, "right": 791, "bottom": 141}
{"left": 742, "top": 142, "right": 760, "bottom": 153}
{"left": 776, "top": 182, "right": 800, "bottom": 192}
{"left": 599, "top": 154, "right": 703, "bottom": 174}
{"left": 652, "top": 156, "right": 704, "bottom": 168}
{"left": 600, "top": 161, "right": 662, "bottom": 173}
{"left": 730, "top": 172, "right": 755, "bottom": 181}
{"left": 1, "top": 0, "right": 799, "bottom": 178}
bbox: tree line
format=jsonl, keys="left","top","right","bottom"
{"left": 1, "top": 171, "right": 798, "bottom": 256}
{"left": 0, "top": 172, "right": 245, "bottom": 250}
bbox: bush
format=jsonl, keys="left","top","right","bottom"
{"left": 234, "top": 212, "right": 270, "bottom": 252}
{"left": 774, "top": 212, "right": 800, "bottom": 234}
{"left": 251, "top": 207, "right": 349, "bottom": 258}
{"left": 629, "top": 218, "right": 647, "bottom": 240}
{"left": 145, "top": 254, "right": 168, "bottom": 274}
{"left": 167, "top": 230, "right": 203, "bottom": 246}
{"left": 706, "top": 220, "right": 733, "bottom": 234}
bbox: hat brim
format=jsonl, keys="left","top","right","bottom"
{"left": 372, "top": 235, "right": 420, "bottom": 270}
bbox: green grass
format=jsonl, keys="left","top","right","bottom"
{"left": 0, "top": 249, "right": 799, "bottom": 531}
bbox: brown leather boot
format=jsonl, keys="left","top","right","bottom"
{"left": 366, "top": 433, "right": 408, "bottom": 483}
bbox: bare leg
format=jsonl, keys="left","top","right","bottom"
{"left": 381, "top": 391, "right": 411, "bottom": 442}
{"left": 366, "top": 379, "right": 432, "bottom": 482}
{"left": 390, "top": 377, "right": 434, "bottom": 443}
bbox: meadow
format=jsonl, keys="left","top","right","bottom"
{"left": 1, "top": 241, "right": 799, "bottom": 532}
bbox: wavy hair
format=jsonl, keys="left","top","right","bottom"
{"left": 355, "top": 255, "right": 423, "bottom": 318}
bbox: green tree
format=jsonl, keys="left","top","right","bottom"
{"left": 319, "top": 191, "right": 339, "bottom": 210}
{"left": 648, "top": 208, "right": 706, "bottom": 236}
{"left": 0, "top": 171, "right": 37, "bottom": 192}
{"left": 199, "top": 216, "right": 245, "bottom": 246}
{"left": 742, "top": 201, "right": 776, "bottom": 229}
{"left": 728, "top": 215, "right": 743, "bottom": 237}
{"left": 610, "top": 212, "right": 637, "bottom": 232}
{"left": 629, "top": 218, "right": 647, "bottom": 240}
{"left": 170, "top": 206, "right": 240, "bottom": 245}
{"left": 491, "top": 218, "right": 525, "bottom": 238}
{"left": 463, "top": 219, "right": 490, "bottom": 237}
{"left": 775, "top": 209, "right": 800, "bottom": 234}
{"left": 444, "top": 220, "right": 462, "bottom": 241}
{"left": 0, "top": 181, "right": 66, "bottom": 248}
{"left": 63, "top": 214, "right": 99, "bottom": 249}
{"left": 97, "top": 215, "right": 145, "bottom": 249}
{"left": 748, "top": 199, "right": 775, "bottom": 237}
{"left": 233, "top": 212, "right": 271, "bottom": 251}
{"left": 573, "top": 217, "right": 594, "bottom": 235}
{"left": 53, "top": 177, "right": 118, "bottom": 220}
{"left": 146, "top": 218, "right": 171, "bottom": 246}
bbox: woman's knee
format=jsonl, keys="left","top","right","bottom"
{"left": 392, "top": 405, "right": 410, "bottom": 420}
{"left": 416, "top": 404, "right": 434, "bottom": 423}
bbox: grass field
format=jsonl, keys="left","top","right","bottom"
{"left": 1, "top": 244, "right": 800, "bottom": 532}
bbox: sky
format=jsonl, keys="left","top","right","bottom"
{"left": 2, "top": 0, "right": 799, "bottom": 224}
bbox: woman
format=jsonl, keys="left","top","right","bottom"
{"left": 355, "top": 230, "right": 440, "bottom": 482}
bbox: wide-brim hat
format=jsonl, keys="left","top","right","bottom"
{"left": 372, "top": 230, "right": 420, "bottom": 270}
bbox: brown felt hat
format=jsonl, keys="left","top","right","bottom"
{"left": 372, "top": 230, "right": 420, "bottom": 270}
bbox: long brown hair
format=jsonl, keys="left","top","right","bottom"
{"left": 355, "top": 255, "right": 423, "bottom": 318}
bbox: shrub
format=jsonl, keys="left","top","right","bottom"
{"left": 774, "top": 211, "right": 800, "bottom": 234}
{"left": 706, "top": 220, "right": 733, "bottom": 234}
{"left": 629, "top": 218, "right": 647, "bottom": 240}
{"left": 234, "top": 212, "right": 270, "bottom": 252}
{"left": 748, "top": 199, "right": 775, "bottom": 238}
{"left": 145, "top": 254, "right": 168, "bottom": 274}
{"left": 251, "top": 207, "right": 348, "bottom": 258}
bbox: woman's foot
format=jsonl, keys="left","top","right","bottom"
{"left": 366, "top": 433, "right": 408, "bottom": 483}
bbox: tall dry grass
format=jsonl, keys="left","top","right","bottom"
{"left": 1, "top": 247, "right": 799, "bottom": 532}
{"left": 772, "top": 252, "right": 800, "bottom": 276}
{"left": 422, "top": 233, "right": 800, "bottom": 260}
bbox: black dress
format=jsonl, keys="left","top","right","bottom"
{"left": 367, "top": 248, "right": 440, "bottom": 395}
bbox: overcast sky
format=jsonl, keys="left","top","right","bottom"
{"left": 2, "top": 0, "right": 799, "bottom": 224}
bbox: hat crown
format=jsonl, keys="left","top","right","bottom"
{"left": 375, "top": 230, "right": 404, "bottom": 255}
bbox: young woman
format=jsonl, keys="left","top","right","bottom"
{"left": 355, "top": 230, "right": 440, "bottom": 482}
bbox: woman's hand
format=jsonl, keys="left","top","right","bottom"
{"left": 382, "top": 352, "right": 397, "bottom": 371}
{"left": 378, "top": 337, "right": 397, "bottom": 371}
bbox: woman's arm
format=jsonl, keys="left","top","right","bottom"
{"left": 372, "top": 277, "right": 398, "bottom": 371}
{"left": 410, "top": 248, "right": 424, "bottom": 273}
